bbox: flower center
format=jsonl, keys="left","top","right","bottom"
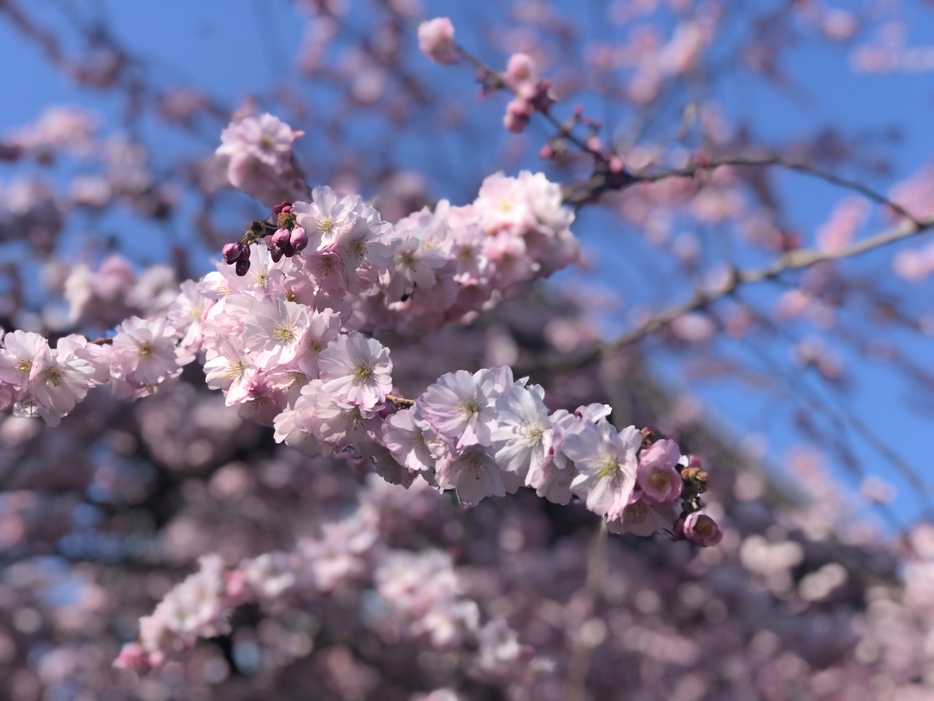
{"left": 649, "top": 470, "right": 670, "bottom": 492}
{"left": 349, "top": 237, "right": 367, "bottom": 259}
{"left": 464, "top": 452, "right": 485, "bottom": 478}
{"left": 625, "top": 501, "right": 648, "bottom": 523}
{"left": 225, "top": 361, "right": 245, "bottom": 380}
{"left": 400, "top": 250, "right": 417, "bottom": 271}
{"left": 596, "top": 457, "right": 618, "bottom": 480}
{"left": 318, "top": 217, "right": 335, "bottom": 238}
{"left": 410, "top": 428, "right": 426, "bottom": 447}
{"left": 42, "top": 366, "right": 63, "bottom": 387}
{"left": 273, "top": 324, "right": 295, "bottom": 344}
{"left": 459, "top": 399, "right": 482, "bottom": 420}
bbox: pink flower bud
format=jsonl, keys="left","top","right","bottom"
{"left": 504, "top": 98, "right": 534, "bottom": 133}
{"left": 222, "top": 242, "right": 242, "bottom": 264}
{"left": 418, "top": 18, "right": 460, "bottom": 65}
{"left": 270, "top": 227, "right": 294, "bottom": 258}
{"left": 113, "top": 642, "right": 150, "bottom": 673}
{"left": 505, "top": 53, "right": 536, "bottom": 87}
{"left": 271, "top": 227, "right": 292, "bottom": 248}
{"left": 679, "top": 511, "right": 723, "bottom": 547}
{"left": 290, "top": 226, "right": 308, "bottom": 252}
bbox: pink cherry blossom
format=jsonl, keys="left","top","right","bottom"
{"left": 418, "top": 18, "right": 459, "bottom": 65}
{"left": 636, "top": 438, "right": 684, "bottom": 504}
{"left": 317, "top": 332, "right": 393, "bottom": 409}
{"left": 562, "top": 421, "right": 641, "bottom": 521}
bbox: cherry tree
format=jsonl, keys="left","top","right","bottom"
{"left": 2, "top": 1, "right": 934, "bottom": 699}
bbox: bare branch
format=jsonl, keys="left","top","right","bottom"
{"left": 630, "top": 152, "right": 923, "bottom": 226}
{"left": 562, "top": 152, "right": 922, "bottom": 225}
{"left": 614, "top": 216, "right": 934, "bottom": 347}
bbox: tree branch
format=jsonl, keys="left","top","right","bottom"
{"left": 562, "top": 151, "right": 922, "bottom": 222}
{"left": 614, "top": 216, "right": 934, "bottom": 347}
{"left": 630, "top": 152, "right": 923, "bottom": 226}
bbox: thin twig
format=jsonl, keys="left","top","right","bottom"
{"left": 630, "top": 152, "right": 923, "bottom": 226}
{"left": 732, "top": 299, "right": 931, "bottom": 520}
{"left": 614, "top": 216, "right": 934, "bottom": 347}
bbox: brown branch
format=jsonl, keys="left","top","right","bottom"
{"left": 562, "top": 151, "right": 922, "bottom": 221}
{"left": 631, "top": 152, "right": 923, "bottom": 226}
{"left": 455, "top": 45, "right": 605, "bottom": 159}
{"left": 386, "top": 394, "right": 415, "bottom": 409}
{"left": 613, "top": 215, "right": 934, "bottom": 347}
{"left": 446, "top": 35, "right": 919, "bottom": 225}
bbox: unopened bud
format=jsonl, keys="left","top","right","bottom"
{"left": 504, "top": 97, "right": 534, "bottom": 133}
{"left": 271, "top": 227, "right": 292, "bottom": 247}
{"left": 679, "top": 511, "right": 723, "bottom": 547}
{"left": 290, "top": 226, "right": 308, "bottom": 252}
{"left": 418, "top": 17, "right": 460, "bottom": 65}
{"left": 680, "top": 466, "right": 708, "bottom": 485}
{"left": 222, "top": 242, "right": 242, "bottom": 264}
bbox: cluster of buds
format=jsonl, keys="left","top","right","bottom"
{"left": 675, "top": 455, "right": 721, "bottom": 546}
{"left": 501, "top": 54, "right": 556, "bottom": 133}
{"left": 267, "top": 201, "right": 309, "bottom": 262}
{"left": 221, "top": 201, "right": 309, "bottom": 276}
{"left": 634, "top": 428, "right": 720, "bottom": 547}
{"left": 221, "top": 220, "right": 263, "bottom": 277}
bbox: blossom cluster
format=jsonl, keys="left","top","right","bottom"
{"left": 2, "top": 126, "right": 580, "bottom": 427}
{"left": 0, "top": 111, "right": 723, "bottom": 683}
{"left": 418, "top": 17, "right": 556, "bottom": 134}
{"left": 215, "top": 126, "right": 579, "bottom": 335}
{"left": 388, "top": 371, "right": 719, "bottom": 543}
{"left": 0, "top": 113, "right": 720, "bottom": 547}
{"left": 115, "top": 478, "right": 540, "bottom": 680}
{"left": 0, "top": 322, "right": 187, "bottom": 426}
{"left": 499, "top": 53, "right": 556, "bottom": 134}
{"left": 214, "top": 112, "right": 309, "bottom": 207}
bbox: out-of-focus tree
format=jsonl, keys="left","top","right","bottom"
{"left": 3, "top": 1, "right": 934, "bottom": 699}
